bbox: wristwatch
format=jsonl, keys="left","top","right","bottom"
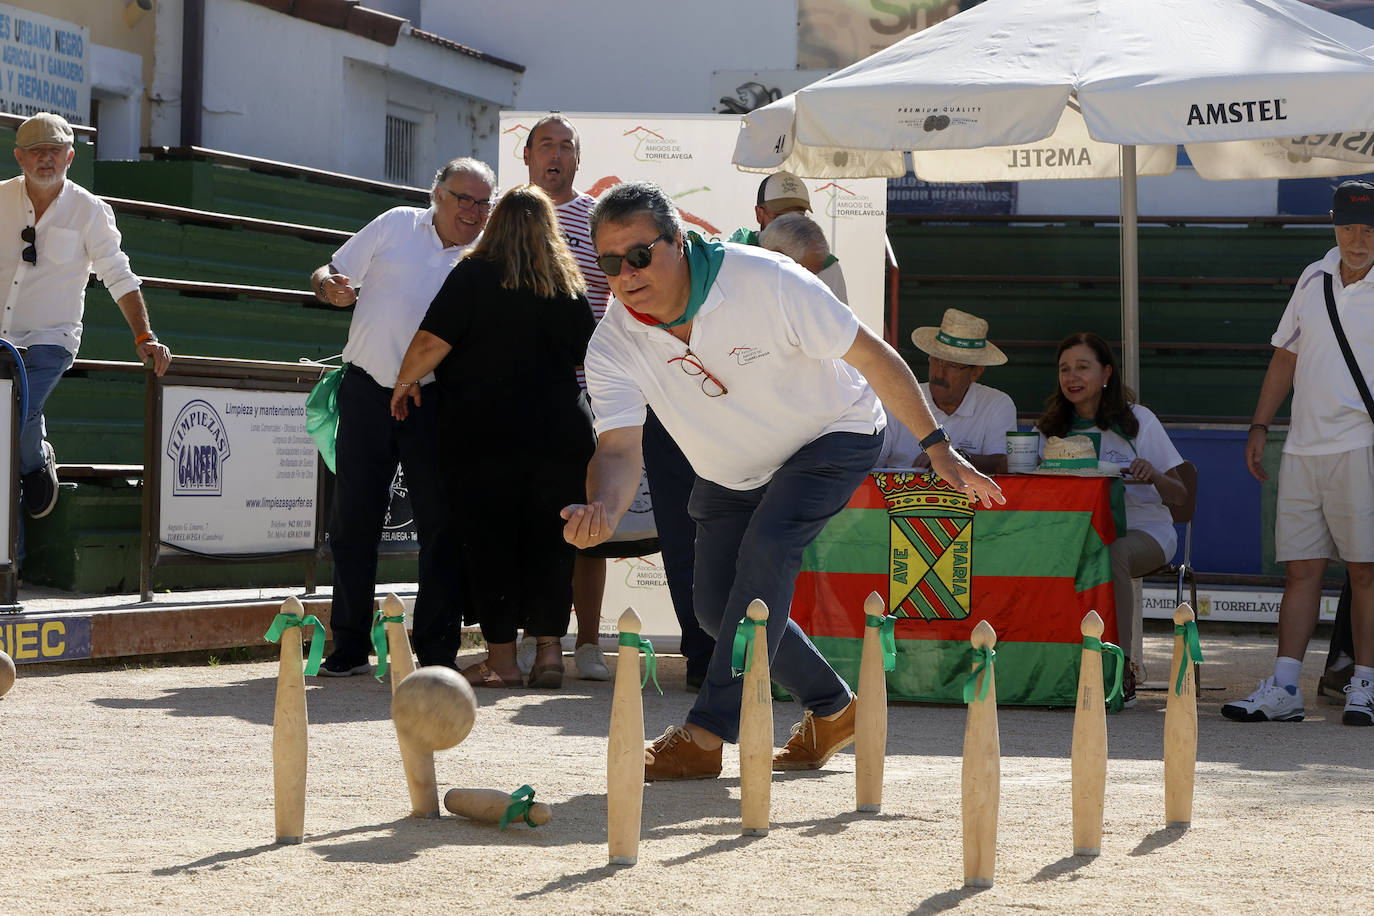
{"left": 918, "top": 426, "right": 951, "bottom": 450}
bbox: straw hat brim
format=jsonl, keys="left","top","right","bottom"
{"left": 910, "top": 327, "right": 1007, "bottom": 366}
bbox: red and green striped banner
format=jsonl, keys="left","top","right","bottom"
{"left": 795, "top": 473, "right": 1122, "bottom": 706}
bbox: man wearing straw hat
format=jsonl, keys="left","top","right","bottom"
{"left": 876, "top": 308, "right": 1016, "bottom": 473}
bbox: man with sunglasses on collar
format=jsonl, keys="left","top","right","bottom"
{"left": 2, "top": 112, "right": 171, "bottom": 523}
{"left": 308, "top": 157, "right": 494, "bottom": 676}
{"left": 563, "top": 181, "right": 1003, "bottom": 781}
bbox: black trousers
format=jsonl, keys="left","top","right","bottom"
{"left": 328, "top": 368, "right": 463, "bottom": 667}
{"left": 642, "top": 407, "right": 715, "bottom": 676}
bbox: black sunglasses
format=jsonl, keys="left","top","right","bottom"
{"left": 441, "top": 187, "right": 491, "bottom": 211}
{"left": 21, "top": 226, "right": 35, "bottom": 266}
{"left": 597, "top": 234, "right": 670, "bottom": 277}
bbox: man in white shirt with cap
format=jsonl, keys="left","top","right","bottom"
{"left": 729, "top": 170, "right": 847, "bottom": 303}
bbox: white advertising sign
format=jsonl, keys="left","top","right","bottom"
{"left": 159, "top": 387, "right": 316, "bottom": 555}
{"left": 498, "top": 112, "right": 889, "bottom": 335}
{"left": 601, "top": 553, "right": 682, "bottom": 651}
{"left": 1143, "top": 585, "right": 1337, "bottom": 626}
{"left": 0, "top": 4, "right": 90, "bottom": 124}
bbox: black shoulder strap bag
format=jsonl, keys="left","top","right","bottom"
{"left": 1323, "top": 272, "right": 1374, "bottom": 419}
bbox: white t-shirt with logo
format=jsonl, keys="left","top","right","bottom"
{"left": 585, "top": 244, "right": 884, "bottom": 490}
{"left": 1037, "top": 404, "right": 1183, "bottom": 557}
{"left": 876, "top": 382, "right": 1016, "bottom": 467}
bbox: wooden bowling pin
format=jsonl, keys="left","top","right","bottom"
{"left": 444, "top": 788, "right": 553, "bottom": 827}
{"left": 961, "top": 620, "right": 999, "bottom": 888}
{"left": 382, "top": 593, "right": 415, "bottom": 694}
{"left": 272, "top": 596, "right": 308, "bottom": 845}
{"left": 392, "top": 667, "right": 477, "bottom": 818}
{"left": 855, "top": 591, "right": 889, "bottom": 813}
{"left": 1164, "top": 603, "right": 1199, "bottom": 829}
{"left": 608, "top": 608, "right": 646, "bottom": 865}
{"left": 1071, "top": 611, "right": 1108, "bottom": 856}
{"left": 739, "top": 598, "right": 773, "bottom": 837}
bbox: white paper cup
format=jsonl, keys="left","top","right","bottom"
{"left": 1006, "top": 431, "right": 1039, "bottom": 473}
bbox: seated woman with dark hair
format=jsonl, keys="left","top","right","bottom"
{"left": 1036, "top": 332, "right": 1188, "bottom": 707}
{"left": 391, "top": 185, "right": 595, "bottom": 689}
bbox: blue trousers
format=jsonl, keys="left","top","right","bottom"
{"left": 685, "top": 429, "right": 882, "bottom": 743}
{"left": 641, "top": 407, "right": 714, "bottom": 676}
{"left": 20, "top": 345, "right": 74, "bottom": 474}
{"left": 328, "top": 368, "right": 463, "bottom": 667}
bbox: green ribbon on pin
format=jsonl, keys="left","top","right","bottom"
{"left": 617, "top": 632, "right": 662, "bottom": 694}
{"left": 370, "top": 609, "right": 406, "bottom": 681}
{"left": 499, "top": 784, "right": 539, "bottom": 830}
{"left": 731, "top": 617, "right": 767, "bottom": 677}
{"left": 865, "top": 614, "right": 897, "bottom": 672}
{"left": 263, "top": 612, "right": 325, "bottom": 677}
{"left": 962, "top": 645, "right": 996, "bottom": 703}
{"left": 1173, "top": 621, "right": 1205, "bottom": 695}
{"left": 1082, "top": 636, "right": 1125, "bottom": 707}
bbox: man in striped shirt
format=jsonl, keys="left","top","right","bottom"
{"left": 521, "top": 115, "right": 714, "bottom": 686}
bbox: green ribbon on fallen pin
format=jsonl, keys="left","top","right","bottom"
{"left": 1082, "top": 636, "right": 1125, "bottom": 706}
{"left": 865, "top": 614, "right": 897, "bottom": 672}
{"left": 617, "top": 632, "right": 662, "bottom": 694}
{"left": 731, "top": 617, "right": 767, "bottom": 677}
{"left": 1173, "top": 621, "right": 1205, "bottom": 695}
{"left": 370, "top": 610, "right": 406, "bottom": 681}
{"left": 499, "top": 784, "right": 539, "bottom": 830}
{"left": 263, "top": 613, "right": 325, "bottom": 676}
{"left": 962, "top": 645, "right": 996, "bottom": 703}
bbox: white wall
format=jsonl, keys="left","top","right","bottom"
{"left": 150, "top": 0, "right": 520, "bottom": 182}
{"left": 418, "top": 0, "right": 798, "bottom": 115}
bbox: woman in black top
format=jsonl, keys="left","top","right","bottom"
{"left": 391, "top": 184, "right": 595, "bottom": 689}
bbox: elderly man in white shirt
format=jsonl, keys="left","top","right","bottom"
{"left": 876, "top": 308, "right": 1017, "bottom": 474}
{"left": 1, "top": 113, "right": 171, "bottom": 521}
{"left": 308, "top": 157, "right": 494, "bottom": 676}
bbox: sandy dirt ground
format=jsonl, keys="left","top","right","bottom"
{"left": 0, "top": 623, "right": 1369, "bottom": 916}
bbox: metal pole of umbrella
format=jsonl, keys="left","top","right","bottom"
{"left": 1119, "top": 144, "right": 1140, "bottom": 397}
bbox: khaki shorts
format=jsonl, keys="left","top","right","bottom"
{"left": 1276, "top": 446, "right": 1374, "bottom": 563}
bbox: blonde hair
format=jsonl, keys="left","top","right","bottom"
{"left": 467, "top": 185, "right": 587, "bottom": 299}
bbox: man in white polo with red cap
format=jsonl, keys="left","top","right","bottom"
{"left": 729, "top": 170, "right": 847, "bottom": 303}
{"left": 877, "top": 307, "right": 1016, "bottom": 474}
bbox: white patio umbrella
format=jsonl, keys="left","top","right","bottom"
{"left": 733, "top": 0, "right": 1374, "bottom": 391}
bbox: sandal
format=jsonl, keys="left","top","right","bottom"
{"left": 461, "top": 661, "right": 523, "bottom": 688}
{"left": 527, "top": 639, "right": 565, "bottom": 689}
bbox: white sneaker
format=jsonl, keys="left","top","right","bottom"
{"left": 1342, "top": 678, "right": 1374, "bottom": 727}
{"left": 516, "top": 636, "right": 537, "bottom": 677}
{"left": 1221, "top": 676, "right": 1304, "bottom": 722}
{"left": 575, "top": 643, "right": 611, "bottom": 681}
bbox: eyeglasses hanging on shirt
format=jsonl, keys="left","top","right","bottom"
{"left": 668, "top": 347, "right": 728, "bottom": 398}
{"left": 21, "top": 226, "right": 36, "bottom": 265}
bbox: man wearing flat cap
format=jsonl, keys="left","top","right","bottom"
{"left": 2, "top": 112, "right": 170, "bottom": 521}
{"left": 729, "top": 170, "right": 847, "bottom": 303}
{"left": 876, "top": 307, "right": 1016, "bottom": 473}
{"left": 1229, "top": 179, "right": 1374, "bottom": 729}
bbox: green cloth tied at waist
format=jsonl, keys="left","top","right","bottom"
{"left": 500, "top": 785, "right": 540, "bottom": 830}
{"left": 1082, "top": 635, "right": 1125, "bottom": 706}
{"left": 731, "top": 616, "right": 768, "bottom": 677}
{"left": 865, "top": 613, "right": 897, "bottom": 672}
{"left": 617, "top": 632, "right": 662, "bottom": 694}
{"left": 370, "top": 609, "right": 407, "bottom": 681}
{"left": 1173, "top": 621, "right": 1205, "bottom": 695}
{"left": 264, "top": 612, "right": 325, "bottom": 676}
{"left": 962, "top": 645, "right": 996, "bottom": 703}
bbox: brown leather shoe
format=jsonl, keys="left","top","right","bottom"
{"left": 644, "top": 726, "right": 722, "bottom": 781}
{"left": 773, "top": 699, "right": 856, "bottom": 771}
